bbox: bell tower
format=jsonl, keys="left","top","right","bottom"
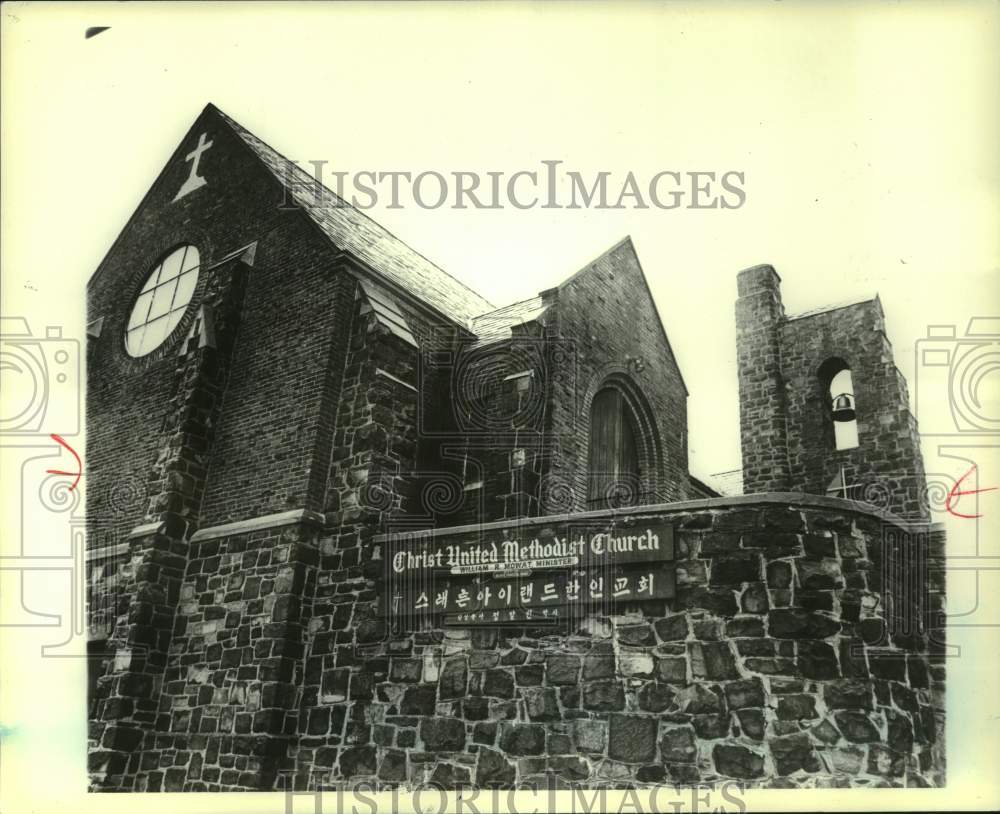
{"left": 735, "top": 264, "right": 928, "bottom": 520}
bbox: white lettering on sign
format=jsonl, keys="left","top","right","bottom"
{"left": 389, "top": 527, "right": 667, "bottom": 575}
{"left": 589, "top": 529, "right": 660, "bottom": 556}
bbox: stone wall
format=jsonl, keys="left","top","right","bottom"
{"left": 89, "top": 495, "right": 945, "bottom": 791}
{"left": 407, "top": 237, "right": 700, "bottom": 527}
{"left": 541, "top": 238, "right": 694, "bottom": 511}
{"left": 780, "top": 302, "right": 928, "bottom": 520}
{"left": 735, "top": 265, "right": 928, "bottom": 519}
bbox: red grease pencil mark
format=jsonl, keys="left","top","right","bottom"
{"left": 946, "top": 464, "right": 996, "bottom": 519}
{"left": 45, "top": 433, "right": 82, "bottom": 492}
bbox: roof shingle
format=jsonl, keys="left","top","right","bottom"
{"left": 214, "top": 106, "right": 495, "bottom": 325}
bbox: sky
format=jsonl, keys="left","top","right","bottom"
{"left": 2, "top": 3, "right": 999, "bottom": 811}
{"left": 3, "top": 1, "right": 997, "bottom": 481}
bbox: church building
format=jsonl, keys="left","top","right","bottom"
{"left": 86, "top": 104, "right": 945, "bottom": 792}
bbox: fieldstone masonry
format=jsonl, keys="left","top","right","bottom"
{"left": 89, "top": 497, "right": 945, "bottom": 790}
{"left": 736, "top": 265, "right": 929, "bottom": 520}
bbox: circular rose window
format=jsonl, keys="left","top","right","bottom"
{"left": 125, "top": 245, "right": 200, "bottom": 357}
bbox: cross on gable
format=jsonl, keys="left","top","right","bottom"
{"left": 172, "top": 132, "right": 214, "bottom": 202}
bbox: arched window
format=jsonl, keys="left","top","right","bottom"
{"left": 588, "top": 387, "right": 642, "bottom": 507}
{"left": 819, "top": 357, "right": 859, "bottom": 451}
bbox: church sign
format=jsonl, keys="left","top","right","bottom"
{"left": 377, "top": 518, "right": 675, "bottom": 625}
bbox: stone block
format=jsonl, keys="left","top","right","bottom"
{"left": 713, "top": 743, "right": 765, "bottom": 778}
{"left": 833, "top": 711, "right": 880, "bottom": 742}
{"left": 725, "top": 678, "right": 765, "bottom": 709}
{"left": 549, "top": 755, "right": 590, "bottom": 780}
{"left": 420, "top": 718, "right": 466, "bottom": 751}
{"left": 439, "top": 656, "right": 469, "bottom": 699}
{"left": 692, "top": 714, "right": 730, "bottom": 739}
{"left": 429, "top": 762, "right": 471, "bottom": 788}
{"left": 660, "top": 726, "right": 697, "bottom": 762}
{"left": 476, "top": 747, "right": 515, "bottom": 786}
{"left": 886, "top": 709, "right": 914, "bottom": 753}
{"left": 608, "top": 714, "right": 657, "bottom": 763}
{"left": 727, "top": 617, "right": 764, "bottom": 637}
{"left": 710, "top": 552, "right": 762, "bottom": 585}
{"left": 743, "top": 657, "right": 795, "bottom": 675}
{"left": 462, "top": 697, "right": 490, "bottom": 720}
{"left": 547, "top": 654, "right": 581, "bottom": 685}
{"left": 378, "top": 749, "right": 407, "bottom": 781}
{"left": 797, "top": 559, "right": 843, "bottom": 590}
{"left": 637, "top": 682, "right": 675, "bottom": 713}
{"left": 522, "top": 687, "right": 561, "bottom": 722}
{"left": 769, "top": 732, "right": 820, "bottom": 775}
{"left": 389, "top": 658, "right": 422, "bottom": 683}
{"left": 636, "top": 764, "right": 666, "bottom": 783}
{"left": 736, "top": 709, "right": 765, "bottom": 740}
{"left": 693, "top": 618, "right": 722, "bottom": 640}
{"left": 691, "top": 641, "right": 739, "bottom": 680}
{"left": 776, "top": 694, "right": 818, "bottom": 720}
{"left": 768, "top": 609, "right": 840, "bottom": 639}
{"left": 473, "top": 722, "right": 497, "bottom": 745}
{"left": 500, "top": 647, "right": 528, "bottom": 665}
{"left": 797, "top": 640, "right": 840, "bottom": 680}
{"left": 867, "top": 744, "right": 906, "bottom": 777}
{"left": 401, "top": 685, "right": 436, "bottom": 716}
{"left": 583, "top": 681, "right": 625, "bottom": 711}
{"left": 654, "top": 614, "right": 689, "bottom": 642}
{"left": 499, "top": 723, "right": 546, "bottom": 755}
{"left": 482, "top": 669, "right": 515, "bottom": 699}
{"left": 619, "top": 651, "right": 655, "bottom": 678}
{"left": 676, "top": 683, "right": 723, "bottom": 715}
{"left": 737, "top": 583, "right": 770, "bottom": 617}
{"left": 340, "top": 745, "right": 377, "bottom": 777}
{"left": 618, "top": 623, "right": 654, "bottom": 646}
{"left": 574, "top": 718, "right": 608, "bottom": 753}
{"left": 658, "top": 656, "right": 687, "bottom": 683}
{"left": 811, "top": 718, "right": 841, "bottom": 744}
{"left": 870, "top": 654, "right": 907, "bottom": 682}
{"left": 823, "top": 680, "right": 872, "bottom": 710}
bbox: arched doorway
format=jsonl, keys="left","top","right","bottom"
{"left": 587, "top": 386, "right": 643, "bottom": 508}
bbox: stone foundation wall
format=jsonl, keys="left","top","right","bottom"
{"left": 89, "top": 496, "right": 945, "bottom": 791}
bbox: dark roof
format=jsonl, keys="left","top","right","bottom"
{"left": 700, "top": 469, "right": 745, "bottom": 497}
{"left": 469, "top": 296, "right": 549, "bottom": 347}
{"left": 785, "top": 295, "right": 878, "bottom": 322}
{"left": 688, "top": 475, "right": 721, "bottom": 498}
{"left": 213, "top": 105, "right": 495, "bottom": 325}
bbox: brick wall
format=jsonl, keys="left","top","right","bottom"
{"left": 197, "top": 219, "right": 354, "bottom": 526}
{"left": 86, "top": 106, "right": 351, "bottom": 546}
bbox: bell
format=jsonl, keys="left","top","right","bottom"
{"left": 831, "top": 393, "right": 856, "bottom": 422}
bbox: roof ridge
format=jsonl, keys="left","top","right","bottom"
{"left": 471, "top": 294, "right": 546, "bottom": 319}
{"left": 551, "top": 234, "right": 634, "bottom": 292}
{"left": 785, "top": 295, "right": 877, "bottom": 321}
